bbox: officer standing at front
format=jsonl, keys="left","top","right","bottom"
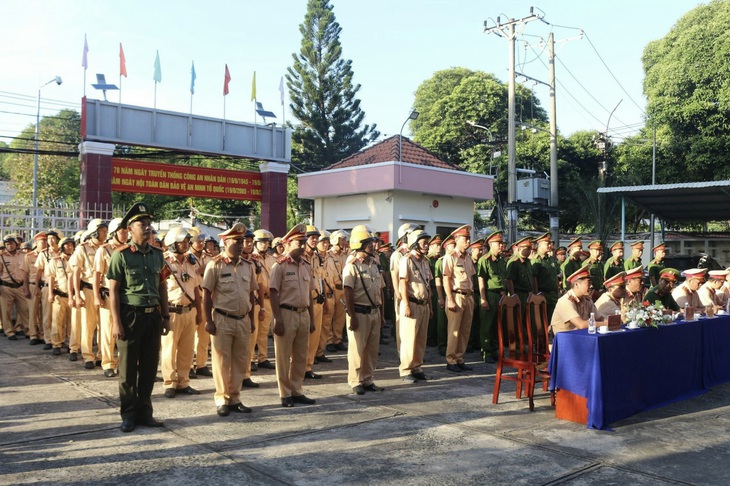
{"left": 442, "top": 225, "right": 475, "bottom": 373}
{"left": 108, "top": 202, "right": 170, "bottom": 433}
{"left": 203, "top": 223, "right": 257, "bottom": 416}
{"left": 344, "top": 225, "right": 385, "bottom": 395}
{"left": 269, "top": 224, "right": 317, "bottom": 407}
{"left": 0, "top": 234, "right": 29, "bottom": 340}
{"left": 477, "top": 231, "right": 507, "bottom": 363}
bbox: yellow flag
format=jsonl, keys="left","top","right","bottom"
{"left": 251, "top": 71, "right": 256, "bottom": 101}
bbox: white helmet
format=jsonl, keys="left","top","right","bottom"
{"left": 164, "top": 226, "right": 191, "bottom": 250}
{"left": 397, "top": 223, "right": 419, "bottom": 241}
{"left": 107, "top": 218, "right": 124, "bottom": 235}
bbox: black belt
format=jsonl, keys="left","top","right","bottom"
{"left": 30, "top": 282, "right": 46, "bottom": 288}
{"left": 335, "top": 284, "right": 343, "bottom": 290}
{"left": 214, "top": 308, "right": 246, "bottom": 320}
{"left": 53, "top": 289, "right": 69, "bottom": 298}
{"left": 0, "top": 281, "right": 22, "bottom": 289}
{"left": 169, "top": 303, "right": 195, "bottom": 314}
{"left": 354, "top": 304, "right": 379, "bottom": 314}
{"left": 280, "top": 304, "right": 308, "bottom": 313}
{"left": 122, "top": 303, "right": 158, "bottom": 314}
{"left": 452, "top": 289, "right": 473, "bottom": 297}
{"left": 80, "top": 281, "right": 93, "bottom": 291}
{"left": 408, "top": 297, "right": 428, "bottom": 306}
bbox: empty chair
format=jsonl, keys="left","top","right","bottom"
{"left": 526, "top": 292, "right": 554, "bottom": 406}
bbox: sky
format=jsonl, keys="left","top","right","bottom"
{"left": 0, "top": 0, "right": 705, "bottom": 150}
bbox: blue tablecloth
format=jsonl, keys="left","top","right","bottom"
{"left": 548, "top": 315, "right": 730, "bottom": 429}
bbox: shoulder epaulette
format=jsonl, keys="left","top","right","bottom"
{"left": 212, "top": 254, "right": 225, "bottom": 263}
{"left": 114, "top": 244, "right": 131, "bottom": 253}
{"left": 276, "top": 255, "right": 288, "bottom": 264}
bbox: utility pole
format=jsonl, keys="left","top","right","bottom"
{"left": 484, "top": 8, "right": 542, "bottom": 244}
{"left": 548, "top": 32, "right": 559, "bottom": 244}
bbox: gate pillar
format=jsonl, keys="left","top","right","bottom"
{"left": 78, "top": 141, "right": 114, "bottom": 223}
{"left": 259, "top": 162, "right": 289, "bottom": 236}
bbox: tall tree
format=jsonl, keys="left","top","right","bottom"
{"left": 286, "top": 0, "right": 379, "bottom": 173}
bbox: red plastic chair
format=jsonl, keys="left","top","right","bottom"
{"left": 492, "top": 294, "right": 538, "bottom": 410}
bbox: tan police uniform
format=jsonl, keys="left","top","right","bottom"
{"left": 45, "top": 250, "right": 72, "bottom": 350}
{"left": 21, "top": 248, "right": 43, "bottom": 340}
{"left": 550, "top": 289, "right": 597, "bottom": 333}
{"left": 306, "top": 250, "right": 327, "bottom": 373}
{"left": 323, "top": 247, "right": 346, "bottom": 347}
{"left": 250, "top": 250, "right": 276, "bottom": 365}
{"left": 594, "top": 292, "right": 621, "bottom": 320}
{"left": 270, "top": 253, "right": 313, "bottom": 399}
{"left": 162, "top": 251, "right": 201, "bottom": 392}
{"left": 190, "top": 249, "right": 212, "bottom": 373}
{"left": 94, "top": 242, "right": 123, "bottom": 372}
{"left": 390, "top": 246, "right": 407, "bottom": 351}
{"left": 672, "top": 282, "right": 702, "bottom": 309}
{"left": 203, "top": 252, "right": 256, "bottom": 407}
{"left": 35, "top": 246, "right": 58, "bottom": 344}
{"left": 398, "top": 251, "right": 432, "bottom": 378}
{"left": 70, "top": 238, "right": 103, "bottom": 364}
{"left": 442, "top": 247, "right": 475, "bottom": 366}
{"left": 0, "top": 248, "right": 29, "bottom": 337}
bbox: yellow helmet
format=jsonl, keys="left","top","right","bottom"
{"left": 350, "top": 225, "right": 376, "bottom": 251}
{"left": 305, "top": 225, "right": 320, "bottom": 237}
{"left": 253, "top": 229, "right": 274, "bottom": 242}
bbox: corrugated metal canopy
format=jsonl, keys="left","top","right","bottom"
{"left": 597, "top": 180, "right": 730, "bottom": 221}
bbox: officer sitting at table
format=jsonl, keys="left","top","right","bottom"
{"left": 550, "top": 265, "right": 603, "bottom": 334}
{"left": 644, "top": 268, "right": 681, "bottom": 312}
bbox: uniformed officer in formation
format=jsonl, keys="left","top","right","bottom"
{"left": 506, "top": 236, "right": 537, "bottom": 307}
{"left": 312, "top": 231, "right": 335, "bottom": 367}
{"left": 303, "top": 225, "right": 328, "bottom": 380}
{"left": 584, "top": 240, "right": 604, "bottom": 301}
{"left": 187, "top": 230, "right": 213, "bottom": 378}
{"left": 323, "top": 229, "right": 348, "bottom": 354}
{"left": 46, "top": 237, "right": 74, "bottom": 355}
{"left": 624, "top": 241, "right": 643, "bottom": 271}
{"left": 531, "top": 232, "right": 559, "bottom": 323}
{"left": 36, "top": 229, "right": 61, "bottom": 349}
{"left": 269, "top": 224, "right": 317, "bottom": 407}
{"left": 161, "top": 227, "right": 202, "bottom": 399}
{"left": 390, "top": 223, "right": 418, "bottom": 352}
{"left": 398, "top": 229, "right": 433, "bottom": 384}
{"left": 477, "top": 230, "right": 507, "bottom": 363}
{"left": 250, "top": 229, "right": 277, "bottom": 371}
{"left": 94, "top": 218, "right": 126, "bottom": 377}
{"left": 0, "top": 234, "right": 29, "bottom": 340}
{"left": 203, "top": 223, "right": 257, "bottom": 416}
{"left": 343, "top": 225, "right": 385, "bottom": 395}
{"left": 426, "top": 235, "right": 442, "bottom": 349}
{"left": 71, "top": 219, "right": 107, "bottom": 370}
{"left": 560, "top": 238, "right": 583, "bottom": 289}
{"left": 442, "top": 225, "right": 475, "bottom": 373}
{"left": 604, "top": 241, "right": 625, "bottom": 280}
{"left": 107, "top": 202, "right": 169, "bottom": 433}
{"left": 648, "top": 242, "right": 667, "bottom": 287}
{"left": 22, "top": 232, "right": 47, "bottom": 345}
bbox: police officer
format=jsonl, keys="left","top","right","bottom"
{"left": 595, "top": 271, "right": 627, "bottom": 319}
{"left": 323, "top": 230, "right": 348, "bottom": 353}
{"left": 624, "top": 241, "right": 644, "bottom": 271}
{"left": 584, "top": 240, "right": 604, "bottom": 301}
{"left": 477, "top": 230, "right": 508, "bottom": 363}
{"left": 188, "top": 230, "right": 213, "bottom": 378}
{"left": 531, "top": 232, "right": 559, "bottom": 322}
{"left": 623, "top": 265, "right": 645, "bottom": 308}
{"left": 36, "top": 229, "right": 61, "bottom": 349}
{"left": 22, "top": 232, "right": 47, "bottom": 345}
{"left": 506, "top": 236, "right": 537, "bottom": 307}
{"left": 426, "top": 235, "right": 442, "bottom": 348}
{"left": 550, "top": 265, "right": 602, "bottom": 334}
{"left": 344, "top": 225, "right": 385, "bottom": 395}
{"left": 391, "top": 223, "right": 419, "bottom": 351}
{"left": 94, "top": 218, "right": 127, "bottom": 377}
{"left": 604, "top": 241, "right": 625, "bottom": 280}
{"left": 250, "top": 229, "right": 277, "bottom": 371}
{"left": 398, "top": 229, "right": 432, "bottom": 384}
{"left": 270, "top": 224, "right": 317, "bottom": 407}
{"left": 303, "top": 225, "right": 327, "bottom": 379}
{"left": 560, "top": 238, "right": 583, "bottom": 289}
{"left": 46, "top": 236, "right": 75, "bottom": 355}
{"left": 442, "top": 225, "right": 475, "bottom": 373}
{"left": 108, "top": 202, "right": 170, "bottom": 433}
{"left": 644, "top": 268, "right": 680, "bottom": 311}
{"left": 648, "top": 242, "right": 667, "bottom": 287}
{"left": 71, "top": 219, "right": 108, "bottom": 369}
{"left": 161, "top": 226, "right": 202, "bottom": 399}
{"left": 672, "top": 268, "right": 706, "bottom": 309}
{"left": 203, "top": 223, "right": 257, "bottom": 416}
{"left": 0, "top": 234, "right": 29, "bottom": 340}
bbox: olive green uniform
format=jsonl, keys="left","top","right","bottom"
{"left": 648, "top": 259, "right": 665, "bottom": 287}
{"left": 560, "top": 257, "right": 583, "bottom": 290}
{"left": 506, "top": 256, "right": 533, "bottom": 306}
{"left": 107, "top": 243, "right": 166, "bottom": 422}
{"left": 604, "top": 257, "right": 624, "bottom": 281}
{"left": 644, "top": 285, "right": 680, "bottom": 312}
{"left": 477, "top": 252, "right": 507, "bottom": 359}
{"left": 624, "top": 256, "right": 642, "bottom": 272}
{"left": 531, "top": 253, "right": 559, "bottom": 321}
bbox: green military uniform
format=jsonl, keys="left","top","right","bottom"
{"left": 604, "top": 257, "right": 624, "bottom": 280}
{"left": 586, "top": 259, "right": 604, "bottom": 291}
{"left": 469, "top": 251, "right": 482, "bottom": 351}
{"left": 560, "top": 257, "right": 582, "bottom": 290}
{"left": 624, "top": 256, "right": 642, "bottom": 271}
{"left": 531, "top": 253, "right": 559, "bottom": 320}
{"left": 107, "top": 203, "right": 167, "bottom": 427}
{"left": 648, "top": 259, "right": 665, "bottom": 287}
{"left": 644, "top": 285, "right": 680, "bottom": 311}
{"left": 506, "top": 255, "right": 533, "bottom": 306}
{"left": 477, "top": 251, "right": 507, "bottom": 360}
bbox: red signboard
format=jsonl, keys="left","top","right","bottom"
{"left": 111, "top": 158, "right": 262, "bottom": 201}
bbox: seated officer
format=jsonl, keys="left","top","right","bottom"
{"left": 595, "top": 271, "right": 626, "bottom": 320}
{"left": 550, "top": 265, "right": 602, "bottom": 334}
{"left": 644, "top": 268, "right": 680, "bottom": 311}
{"left": 672, "top": 268, "right": 706, "bottom": 309}
{"left": 623, "top": 265, "right": 645, "bottom": 308}
{"left": 698, "top": 270, "right": 727, "bottom": 313}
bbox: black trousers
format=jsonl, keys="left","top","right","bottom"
{"left": 117, "top": 305, "right": 161, "bottom": 421}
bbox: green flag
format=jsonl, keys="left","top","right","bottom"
{"left": 153, "top": 50, "right": 161, "bottom": 83}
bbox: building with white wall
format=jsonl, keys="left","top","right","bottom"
{"left": 297, "top": 136, "right": 493, "bottom": 242}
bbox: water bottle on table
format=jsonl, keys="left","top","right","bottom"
{"left": 588, "top": 312, "right": 596, "bottom": 334}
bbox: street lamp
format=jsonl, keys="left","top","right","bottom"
{"left": 33, "top": 76, "right": 62, "bottom": 231}
{"left": 399, "top": 109, "right": 419, "bottom": 162}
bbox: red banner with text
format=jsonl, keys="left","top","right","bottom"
{"left": 111, "top": 159, "right": 262, "bottom": 201}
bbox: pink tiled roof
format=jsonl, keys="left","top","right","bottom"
{"left": 324, "top": 135, "right": 463, "bottom": 171}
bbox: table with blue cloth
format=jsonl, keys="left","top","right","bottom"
{"left": 548, "top": 315, "right": 730, "bottom": 430}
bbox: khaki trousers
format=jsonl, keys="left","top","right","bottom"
{"left": 306, "top": 301, "right": 324, "bottom": 371}
{"left": 69, "top": 305, "right": 81, "bottom": 353}
{"left": 398, "top": 301, "right": 429, "bottom": 376}
{"left": 273, "top": 308, "right": 309, "bottom": 398}
{"left": 50, "top": 295, "right": 70, "bottom": 348}
{"left": 161, "top": 309, "right": 197, "bottom": 390}
{"left": 317, "top": 294, "right": 335, "bottom": 355}
{"left": 393, "top": 296, "right": 402, "bottom": 351}
{"left": 250, "top": 297, "right": 273, "bottom": 363}
{"left": 194, "top": 322, "right": 211, "bottom": 370}
{"left": 28, "top": 288, "right": 42, "bottom": 339}
{"left": 80, "top": 287, "right": 101, "bottom": 363}
{"left": 99, "top": 305, "right": 118, "bottom": 370}
{"left": 326, "top": 288, "right": 346, "bottom": 345}
{"left": 41, "top": 287, "right": 52, "bottom": 343}
{"left": 346, "top": 310, "right": 381, "bottom": 388}
{"left": 446, "top": 293, "right": 474, "bottom": 365}
{"left": 0, "top": 286, "right": 28, "bottom": 337}
{"left": 210, "top": 312, "right": 250, "bottom": 406}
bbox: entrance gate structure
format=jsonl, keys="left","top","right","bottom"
{"left": 80, "top": 97, "right": 291, "bottom": 235}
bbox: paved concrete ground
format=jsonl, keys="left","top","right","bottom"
{"left": 1, "top": 325, "right": 729, "bottom": 486}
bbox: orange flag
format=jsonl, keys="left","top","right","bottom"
{"left": 223, "top": 64, "right": 231, "bottom": 95}
{"left": 120, "top": 43, "right": 127, "bottom": 77}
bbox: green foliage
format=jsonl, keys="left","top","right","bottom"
{"left": 286, "top": 0, "right": 379, "bottom": 172}
{"left": 4, "top": 109, "right": 80, "bottom": 203}
{"left": 643, "top": 0, "right": 730, "bottom": 182}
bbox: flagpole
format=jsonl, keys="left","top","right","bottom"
{"left": 223, "top": 96, "right": 227, "bottom": 150}
{"left": 119, "top": 74, "right": 122, "bottom": 104}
